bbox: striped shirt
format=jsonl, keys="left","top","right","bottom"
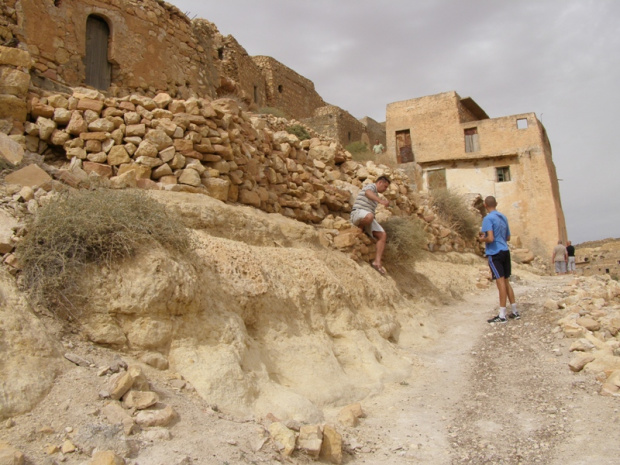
{"left": 352, "top": 183, "right": 379, "bottom": 214}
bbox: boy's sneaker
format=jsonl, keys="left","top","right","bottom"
{"left": 508, "top": 312, "right": 521, "bottom": 320}
{"left": 487, "top": 315, "right": 507, "bottom": 324}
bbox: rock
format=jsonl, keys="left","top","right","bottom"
{"left": 0, "top": 132, "right": 24, "bottom": 166}
{"left": 0, "top": 442, "right": 24, "bottom": 465}
{"left": 319, "top": 425, "right": 343, "bottom": 464}
{"left": 61, "top": 439, "right": 76, "bottom": 454}
{"left": 0, "top": 210, "right": 18, "bottom": 254}
{"left": 109, "top": 372, "right": 134, "bottom": 400}
{"left": 122, "top": 390, "right": 159, "bottom": 410}
{"left": 268, "top": 422, "right": 296, "bottom": 457}
{"left": 135, "top": 405, "right": 177, "bottom": 427}
{"left": 64, "top": 353, "right": 92, "bottom": 367}
{"left": 297, "top": 424, "right": 322, "bottom": 458}
{"left": 569, "top": 338, "right": 595, "bottom": 352}
{"left": 576, "top": 317, "right": 601, "bottom": 332}
{"left": 568, "top": 354, "right": 595, "bottom": 372}
{"left": 141, "top": 352, "right": 169, "bottom": 370}
{"left": 337, "top": 402, "right": 365, "bottom": 427}
{"left": 89, "top": 450, "right": 126, "bottom": 465}
{"left": 5, "top": 164, "right": 52, "bottom": 188}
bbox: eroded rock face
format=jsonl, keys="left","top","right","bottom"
{"left": 0, "top": 269, "right": 63, "bottom": 419}
{"left": 71, "top": 192, "right": 411, "bottom": 420}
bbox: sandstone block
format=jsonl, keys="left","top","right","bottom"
{"left": 337, "top": 403, "right": 365, "bottom": 427}
{"left": 202, "top": 177, "right": 230, "bottom": 202}
{"left": 568, "top": 353, "right": 595, "bottom": 372}
{"left": 107, "top": 146, "right": 131, "bottom": 165}
{"left": 0, "top": 68, "right": 30, "bottom": 97}
{"left": 77, "top": 98, "right": 104, "bottom": 113}
{"left": 178, "top": 169, "right": 201, "bottom": 187}
{"left": 0, "top": 95, "right": 27, "bottom": 121}
{"left": 135, "top": 405, "right": 176, "bottom": 427}
{"left": 268, "top": 422, "right": 296, "bottom": 457}
{"left": 141, "top": 352, "right": 169, "bottom": 370}
{"left": 122, "top": 390, "right": 159, "bottom": 410}
{"left": 109, "top": 372, "right": 134, "bottom": 400}
{"left": 0, "top": 132, "right": 23, "bottom": 166}
{"left": 320, "top": 425, "right": 342, "bottom": 464}
{"left": 298, "top": 425, "right": 322, "bottom": 458}
{"left": 577, "top": 317, "right": 601, "bottom": 332}
{"left": 0, "top": 45, "right": 32, "bottom": 67}
{"left": 5, "top": 164, "right": 51, "bottom": 188}
{"left": 89, "top": 450, "right": 126, "bottom": 465}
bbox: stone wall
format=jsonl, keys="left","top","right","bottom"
{"left": 13, "top": 0, "right": 219, "bottom": 99}
{"left": 0, "top": 45, "right": 30, "bottom": 126}
{"left": 252, "top": 56, "right": 326, "bottom": 120}
{"left": 359, "top": 116, "right": 386, "bottom": 148}
{"left": 303, "top": 105, "right": 366, "bottom": 147}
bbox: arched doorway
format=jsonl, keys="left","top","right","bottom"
{"left": 85, "top": 15, "right": 111, "bottom": 90}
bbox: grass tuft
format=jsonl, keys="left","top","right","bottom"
{"left": 430, "top": 189, "right": 479, "bottom": 240}
{"left": 383, "top": 216, "right": 428, "bottom": 264}
{"left": 17, "top": 189, "right": 192, "bottom": 315}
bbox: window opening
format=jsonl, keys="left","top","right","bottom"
{"left": 217, "top": 48, "right": 224, "bottom": 60}
{"left": 517, "top": 118, "right": 528, "bottom": 129}
{"left": 278, "top": 85, "right": 283, "bottom": 93}
{"left": 464, "top": 128, "right": 479, "bottom": 152}
{"left": 347, "top": 132, "right": 351, "bottom": 142}
{"left": 253, "top": 85, "right": 258, "bottom": 103}
{"left": 85, "top": 15, "right": 111, "bottom": 90}
{"left": 496, "top": 166, "right": 511, "bottom": 182}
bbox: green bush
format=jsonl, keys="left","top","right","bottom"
{"left": 383, "top": 216, "right": 428, "bottom": 264}
{"left": 17, "top": 189, "right": 192, "bottom": 314}
{"left": 430, "top": 189, "right": 479, "bottom": 240}
{"left": 258, "top": 107, "right": 288, "bottom": 118}
{"left": 286, "top": 124, "right": 311, "bottom": 141}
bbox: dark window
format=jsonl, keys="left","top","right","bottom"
{"left": 217, "top": 48, "right": 224, "bottom": 60}
{"left": 496, "top": 166, "right": 511, "bottom": 182}
{"left": 347, "top": 132, "right": 351, "bottom": 142}
{"left": 464, "top": 128, "right": 479, "bottom": 152}
{"left": 517, "top": 118, "right": 528, "bottom": 129}
{"left": 278, "top": 85, "right": 283, "bottom": 93}
{"left": 253, "top": 85, "right": 258, "bottom": 103}
{"left": 85, "top": 15, "right": 111, "bottom": 90}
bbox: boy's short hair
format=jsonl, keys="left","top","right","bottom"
{"left": 376, "top": 175, "right": 391, "bottom": 184}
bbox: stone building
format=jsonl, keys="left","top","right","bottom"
{"left": 386, "top": 91, "right": 567, "bottom": 259}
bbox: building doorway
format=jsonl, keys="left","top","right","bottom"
{"left": 85, "top": 15, "right": 111, "bottom": 90}
{"left": 395, "top": 129, "right": 414, "bottom": 163}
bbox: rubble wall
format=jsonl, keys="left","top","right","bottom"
{"left": 303, "top": 105, "right": 366, "bottom": 147}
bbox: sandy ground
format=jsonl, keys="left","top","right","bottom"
{"left": 2, "top": 273, "right": 620, "bottom": 465}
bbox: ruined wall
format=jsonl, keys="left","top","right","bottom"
{"left": 13, "top": 0, "right": 219, "bottom": 99}
{"left": 359, "top": 116, "right": 386, "bottom": 148}
{"left": 252, "top": 56, "right": 326, "bottom": 120}
{"left": 202, "top": 23, "right": 267, "bottom": 110}
{"left": 386, "top": 92, "right": 462, "bottom": 163}
{"left": 303, "top": 105, "right": 365, "bottom": 147}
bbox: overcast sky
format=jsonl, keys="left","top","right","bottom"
{"left": 169, "top": 0, "right": 619, "bottom": 244}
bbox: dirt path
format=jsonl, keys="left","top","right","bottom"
{"left": 346, "top": 273, "right": 620, "bottom": 464}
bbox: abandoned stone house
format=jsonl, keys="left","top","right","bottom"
{"left": 0, "top": 0, "right": 382, "bottom": 147}
{"left": 386, "top": 91, "right": 567, "bottom": 259}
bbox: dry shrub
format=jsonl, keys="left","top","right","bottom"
{"left": 17, "top": 189, "right": 192, "bottom": 314}
{"left": 383, "top": 216, "right": 428, "bottom": 264}
{"left": 430, "top": 188, "right": 479, "bottom": 240}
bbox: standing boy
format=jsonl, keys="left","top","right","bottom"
{"left": 478, "top": 196, "right": 519, "bottom": 323}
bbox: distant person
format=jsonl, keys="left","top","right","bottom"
{"left": 372, "top": 139, "right": 385, "bottom": 155}
{"left": 552, "top": 240, "right": 568, "bottom": 274}
{"left": 566, "top": 240, "right": 576, "bottom": 274}
{"left": 350, "top": 176, "right": 391, "bottom": 275}
{"left": 478, "top": 196, "right": 519, "bottom": 323}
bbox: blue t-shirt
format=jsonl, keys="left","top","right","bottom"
{"left": 481, "top": 210, "right": 510, "bottom": 256}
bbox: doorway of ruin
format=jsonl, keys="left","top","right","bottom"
{"left": 85, "top": 15, "right": 112, "bottom": 90}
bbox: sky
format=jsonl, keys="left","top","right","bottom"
{"left": 168, "top": 0, "right": 619, "bottom": 244}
